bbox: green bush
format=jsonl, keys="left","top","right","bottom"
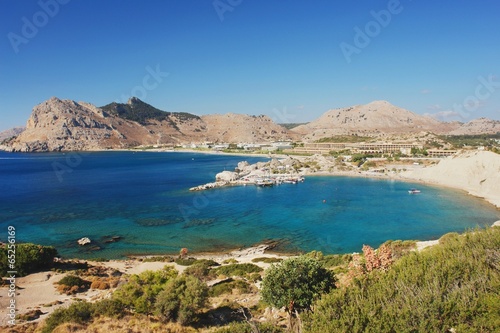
{"left": 209, "top": 280, "right": 254, "bottom": 297}
{"left": 215, "top": 263, "right": 262, "bottom": 278}
{"left": 183, "top": 260, "right": 218, "bottom": 281}
{"left": 251, "top": 257, "right": 283, "bottom": 264}
{"left": 175, "top": 257, "right": 198, "bottom": 266}
{"left": 42, "top": 301, "right": 93, "bottom": 333}
{"left": 56, "top": 275, "right": 91, "bottom": 294}
{"left": 91, "top": 299, "right": 125, "bottom": 318}
{"left": 305, "top": 251, "right": 352, "bottom": 268}
{"left": 113, "top": 267, "right": 177, "bottom": 314}
{"left": 0, "top": 243, "right": 57, "bottom": 277}
{"left": 58, "top": 275, "right": 89, "bottom": 288}
{"left": 304, "top": 228, "right": 500, "bottom": 333}
{"left": 261, "top": 256, "right": 336, "bottom": 314}
{"left": 42, "top": 299, "right": 126, "bottom": 332}
{"left": 154, "top": 275, "right": 208, "bottom": 325}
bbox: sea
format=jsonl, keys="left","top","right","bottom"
{"left": 0, "top": 151, "right": 498, "bottom": 259}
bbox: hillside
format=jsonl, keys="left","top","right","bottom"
{"left": 5, "top": 97, "right": 294, "bottom": 152}
{"left": 101, "top": 97, "right": 201, "bottom": 126}
{"left": 292, "top": 101, "right": 460, "bottom": 140}
{"left": 448, "top": 117, "right": 500, "bottom": 135}
{"left": 0, "top": 126, "right": 25, "bottom": 142}
{"left": 402, "top": 150, "right": 500, "bottom": 208}
{"left": 201, "top": 113, "right": 293, "bottom": 143}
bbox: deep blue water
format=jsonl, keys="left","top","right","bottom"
{"left": 0, "top": 151, "right": 498, "bottom": 259}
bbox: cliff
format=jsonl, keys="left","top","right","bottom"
{"left": 402, "top": 150, "right": 500, "bottom": 208}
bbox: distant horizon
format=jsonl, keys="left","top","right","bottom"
{"left": 1, "top": 1, "right": 499, "bottom": 131}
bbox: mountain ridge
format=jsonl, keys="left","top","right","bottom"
{"left": 3, "top": 97, "right": 499, "bottom": 152}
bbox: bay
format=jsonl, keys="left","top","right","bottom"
{"left": 0, "top": 151, "right": 498, "bottom": 259}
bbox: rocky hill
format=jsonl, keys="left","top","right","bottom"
{"left": 291, "top": 101, "right": 460, "bottom": 140}
{"left": 201, "top": 113, "right": 294, "bottom": 143}
{"left": 5, "top": 97, "right": 293, "bottom": 152}
{"left": 0, "top": 126, "right": 25, "bottom": 142}
{"left": 447, "top": 118, "right": 500, "bottom": 135}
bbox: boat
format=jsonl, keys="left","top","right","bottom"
{"left": 255, "top": 179, "right": 274, "bottom": 187}
{"left": 408, "top": 188, "right": 421, "bottom": 194}
{"left": 283, "top": 178, "right": 297, "bottom": 184}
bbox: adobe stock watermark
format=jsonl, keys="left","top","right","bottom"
{"left": 178, "top": 160, "right": 236, "bottom": 224}
{"left": 116, "top": 64, "right": 169, "bottom": 103}
{"left": 52, "top": 151, "right": 88, "bottom": 183}
{"left": 340, "top": 0, "right": 405, "bottom": 64}
{"left": 452, "top": 74, "right": 499, "bottom": 119}
{"left": 271, "top": 106, "right": 297, "bottom": 125}
{"left": 213, "top": 0, "right": 243, "bottom": 22}
{"left": 7, "top": 0, "right": 71, "bottom": 54}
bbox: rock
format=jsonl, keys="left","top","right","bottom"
{"left": 492, "top": 220, "right": 500, "bottom": 227}
{"left": 237, "top": 161, "right": 250, "bottom": 171}
{"left": 77, "top": 237, "right": 91, "bottom": 246}
{"left": 216, "top": 171, "right": 238, "bottom": 182}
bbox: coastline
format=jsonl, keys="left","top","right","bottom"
{"left": 170, "top": 148, "right": 500, "bottom": 209}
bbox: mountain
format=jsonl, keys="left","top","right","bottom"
{"left": 291, "top": 101, "right": 460, "bottom": 140}
{"left": 201, "top": 113, "right": 293, "bottom": 143}
{"left": 0, "top": 126, "right": 25, "bottom": 142}
{"left": 447, "top": 118, "right": 500, "bottom": 135}
{"left": 6, "top": 97, "right": 294, "bottom": 152}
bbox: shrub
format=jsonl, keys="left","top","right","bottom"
{"left": 42, "top": 301, "right": 93, "bottom": 333}
{"left": 183, "top": 260, "right": 218, "bottom": 281}
{"left": 215, "top": 263, "right": 262, "bottom": 278}
{"left": 56, "top": 275, "right": 91, "bottom": 295}
{"left": 261, "top": 256, "right": 336, "bottom": 315}
{"left": 304, "top": 228, "right": 500, "bottom": 333}
{"left": 175, "top": 257, "right": 198, "bottom": 266}
{"left": 42, "top": 299, "right": 126, "bottom": 332}
{"left": 0, "top": 243, "right": 57, "bottom": 277}
{"left": 209, "top": 279, "right": 254, "bottom": 297}
{"left": 154, "top": 275, "right": 208, "bottom": 325}
{"left": 222, "top": 258, "right": 238, "bottom": 264}
{"left": 92, "top": 299, "right": 126, "bottom": 318}
{"left": 251, "top": 257, "right": 283, "bottom": 264}
{"left": 113, "top": 267, "right": 177, "bottom": 314}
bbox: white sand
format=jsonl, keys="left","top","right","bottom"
{"left": 401, "top": 151, "right": 500, "bottom": 208}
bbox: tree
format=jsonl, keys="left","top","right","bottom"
{"left": 154, "top": 275, "right": 208, "bottom": 325}
{"left": 1, "top": 243, "right": 57, "bottom": 277}
{"left": 113, "top": 267, "right": 177, "bottom": 314}
{"left": 261, "top": 256, "right": 336, "bottom": 332}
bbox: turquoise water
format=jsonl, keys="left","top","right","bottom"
{"left": 0, "top": 151, "right": 498, "bottom": 259}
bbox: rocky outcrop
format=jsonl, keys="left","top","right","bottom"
{"left": 291, "top": 101, "right": 460, "bottom": 140}
{"left": 448, "top": 118, "right": 500, "bottom": 135}
{"left": 215, "top": 171, "right": 238, "bottom": 182}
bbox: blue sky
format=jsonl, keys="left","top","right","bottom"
{"left": 1, "top": 0, "right": 499, "bottom": 131}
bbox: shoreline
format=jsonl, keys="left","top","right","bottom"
{"left": 4, "top": 147, "right": 499, "bottom": 208}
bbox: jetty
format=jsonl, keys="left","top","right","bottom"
{"left": 190, "top": 158, "right": 305, "bottom": 191}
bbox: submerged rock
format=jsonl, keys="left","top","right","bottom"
{"left": 77, "top": 237, "right": 91, "bottom": 246}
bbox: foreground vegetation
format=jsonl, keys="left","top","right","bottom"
{"left": 305, "top": 227, "right": 500, "bottom": 332}
{"left": 4, "top": 227, "right": 499, "bottom": 332}
{"left": 0, "top": 243, "right": 57, "bottom": 277}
